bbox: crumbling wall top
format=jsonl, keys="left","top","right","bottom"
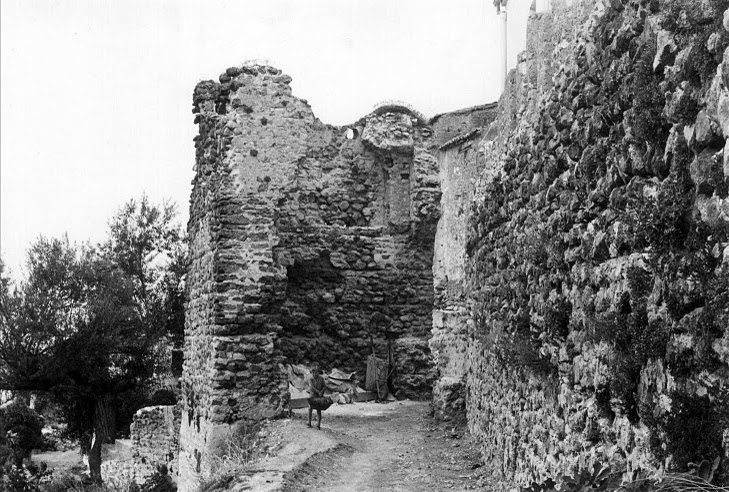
{"left": 371, "top": 100, "right": 428, "bottom": 125}
{"left": 362, "top": 111, "right": 417, "bottom": 153}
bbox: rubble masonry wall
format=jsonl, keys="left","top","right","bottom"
{"left": 181, "top": 66, "right": 442, "bottom": 488}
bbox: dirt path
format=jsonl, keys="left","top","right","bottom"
{"left": 280, "top": 400, "right": 488, "bottom": 492}
{"left": 30, "top": 401, "right": 495, "bottom": 492}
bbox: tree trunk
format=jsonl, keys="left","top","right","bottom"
{"left": 103, "top": 399, "right": 116, "bottom": 444}
{"left": 96, "top": 393, "right": 116, "bottom": 443}
{"left": 88, "top": 394, "right": 114, "bottom": 484}
{"left": 88, "top": 430, "right": 102, "bottom": 484}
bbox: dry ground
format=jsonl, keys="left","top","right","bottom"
{"left": 278, "top": 400, "right": 494, "bottom": 492}
{"left": 31, "top": 401, "right": 502, "bottom": 491}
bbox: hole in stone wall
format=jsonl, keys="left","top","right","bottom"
{"left": 286, "top": 251, "right": 344, "bottom": 284}
{"left": 345, "top": 128, "right": 359, "bottom": 140}
{"left": 281, "top": 252, "right": 345, "bottom": 342}
{"left": 280, "top": 252, "right": 352, "bottom": 369}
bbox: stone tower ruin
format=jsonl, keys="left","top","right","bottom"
{"left": 180, "top": 64, "right": 454, "bottom": 488}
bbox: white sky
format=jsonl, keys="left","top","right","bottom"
{"left": 1, "top": 0, "right": 532, "bottom": 279}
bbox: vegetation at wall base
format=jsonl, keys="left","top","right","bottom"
{"left": 522, "top": 461, "right": 728, "bottom": 492}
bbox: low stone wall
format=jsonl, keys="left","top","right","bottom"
{"left": 102, "top": 405, "right": 179, "bottom": 487}
{"left": 132, "top": 405, "right": 179, "bottom": 473}
{"left": 102, "top": 456, "right": 151, "bottom": 490}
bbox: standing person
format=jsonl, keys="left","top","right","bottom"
{"left": 307, "top": 365, "right": 331, "bottom": 429}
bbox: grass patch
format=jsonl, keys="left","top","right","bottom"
{"left": 198, "top": 421, "right": 267, "bottom": 492}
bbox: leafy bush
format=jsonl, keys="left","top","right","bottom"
{"left": 0, "top": 400, "right": 45, "bottom": 467}
{"left": 0, "top": 463, "right": 51, "bottom": 492}
{"left": 0, "top": 400, "right": 44, "bottom": 438}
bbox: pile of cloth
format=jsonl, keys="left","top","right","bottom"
{"left": 284, "top": 364, "right": 364, "bottom": 404}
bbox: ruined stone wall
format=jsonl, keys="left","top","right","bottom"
{"left": 272, "top": 108, "right": 440, "bottom": 397}
{"left": 430, "top": 105, "right": 498, "bottom": 421}
{"left": 131, "top": 405, "right": 180, "bottom": 474}
{"left": 180, "top": 70, "right": 292, "bottom": 488}
{"left": 460, "top": 0, "right": 729, "bottom": 487}
{"left": 431, "top": 105, "right": 498, "bottom": 147}
{"left": 102, "top": 405, "right": 179, "bottom": 488}
{"left": 181, "top": 65, "right": 441, "bottom": 488}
